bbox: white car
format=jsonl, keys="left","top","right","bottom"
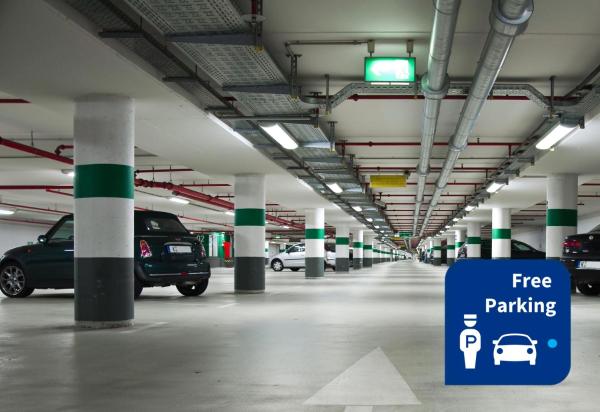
{"left": 493, "top": 333, "right": 538, "bottom": 366}
{"left": 269, "top": 243, "right": 336, "bottom": 271}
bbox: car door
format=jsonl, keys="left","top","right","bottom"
{"left": 26, "top": 216, "right": 74, "bottom": 287}
{"left": 511, "top": 240, "right": 535, "bottom": 259}
{"left": 285, "top": 245, "right": 305, "bottom": 267}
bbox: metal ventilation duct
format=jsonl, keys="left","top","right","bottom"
{"left": 419, "top": 0, "right": 533, "bottom": 236}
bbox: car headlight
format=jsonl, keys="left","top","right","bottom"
{"left": 496, "top": 348, "right": 503, "bottom": 354}
{"left": 527, "top": 348, "right": 534, "bottom": 354}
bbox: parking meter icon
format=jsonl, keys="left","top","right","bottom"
{"left": 460, "top": 314, "right": 481, "bottom": 369}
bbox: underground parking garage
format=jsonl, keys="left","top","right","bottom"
{"left": 0, "top": 0, "right": 599, "bottom": 410}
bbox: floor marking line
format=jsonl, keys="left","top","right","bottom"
{"left": 120, "top": 321, "right": 167, "bottom": 334}
{"left": 217, "top": 303, "right": 237, "bottom": 309}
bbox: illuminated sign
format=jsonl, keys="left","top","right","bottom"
{"left": 364, "top": 57, "right": 416, "bottom": 83}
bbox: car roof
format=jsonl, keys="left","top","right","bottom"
{"left": 60, "top": 210, "right": 179, "bottom": 219}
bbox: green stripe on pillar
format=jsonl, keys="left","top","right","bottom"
{"left": 447, "top": 245, "right": 455, "bottom": 250}
{"left": 353, "top": 242, "right": 364, "bottom": 248}
{"left": 364, "top": 245, "right": 373, "bottom": 250}
{"left": 74, "top": 164, "right": 134, "bottom": 199}
{"left": 467, "top": 237, "right": 481, "bottom": 245}
{"left": 492, "top": 228, "right": 511, "bottom": 239}
{"left": 433, "top": 246, "right": 442, "bottom": 250}
{"left": 235, "top": 208, "right": 266, "bottom": 226}
{"left": 547, "top": 209, "right": 577, "bottom": 226}
{"left": 336, "top": 237, "right": 349, "bottom": 245}
{"left": 305, "top": 228, "right": 325, "bottom": 239}
{"left": 455, "top": 241, "right": 464, "bottom": 248}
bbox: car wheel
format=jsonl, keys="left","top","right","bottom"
{"left": 176, "top": 279, "right": 209, "bottom": 296}
{"left": 0, "top": 263, "right": 34, "bottom": 298}
{"left": 577, "top": 282, "right": 600, "bottom": 296}
{"left": 291, "top": 267, "right": 300, "bottom": 272}
{"left": 134, "top": 277, "right": 143, "bottom": 299}
{"left": 271, "top": 259, "right": 284, "bottom": 272}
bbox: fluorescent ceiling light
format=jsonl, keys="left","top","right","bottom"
{"left": 225, "top": 210, "right": 235, "bottom": 216}
{"left": 486, "top": 181, "right": 505, "bottom": 194}
{"left": 536, "top": 123, "right": 579, "bottom": 150}
{"left": 465, "top": 205, "right": 476, "bottom": 212}
{"left": 283, "top": 225, "right": 289, "bottom": 229}
{"left": 352, "top": 206, "right": 362, "bottom": 212}
{"left": 207, "top": 113, "right": 253, "bottom": 148}
{"left": 374, "top": 225, "right": 380, "bottom": 228}
{"left": 169, "top": 196, "right": 189, "bottom": 205}
{"left": 61, "top": 169, "right": 75, "bottom": 177}
{"left": 366, "top": 218, "right": 373, "bottom": 222}
{"left": 327, "top": 183, "right": 343, "bottom": 194}
{"left": 0, "top": 208, "right": 15, "bottom": 215}
{"left": 260, "top": 124, "right": 298, "bottom": 150}
{"left": 445, "top": 225, "right": 451, "bottom": 229}
{"left": 453, "top": 217, "right": 459, "bottom": 222}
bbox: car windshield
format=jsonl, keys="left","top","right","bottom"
{"left": 591, "top": 224, "right": 600, "bottom": 233}
{"left": 143, "top": 217, "right": 188, "bottom": 234}
{"left": 513, "top": 241, "right": 534, "bottom": 251}
{"left": 499, "top": 335, "right": 532, "bottom": 345}
{"left": 49, "top": 218, "right": 74, "bottom": 241}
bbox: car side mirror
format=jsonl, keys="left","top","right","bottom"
{"left": 492, "top": 340, "right": 499, "bottom": 345}
{"left": 38, "top": 235, "right": 48, "bottom": 244}
{"left": 531, "top": 340, "right": 538, "bottom": 345}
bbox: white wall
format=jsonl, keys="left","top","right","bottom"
{"left": 512, "top": 226, "right": 546, "bottom": 251}
{"left": 0, "top": 221, "right": 47, "bottom": 254}
{"left": 578, "top": 212, "right": 600, "bottom": 233}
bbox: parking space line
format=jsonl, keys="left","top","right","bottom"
{"left": 217, "top": 303, "right": 237, "bottom": 309}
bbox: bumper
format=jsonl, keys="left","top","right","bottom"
{"left": 562, "top": 259, "right": 600, "bottom": 283}
{"left": 136, "top": 262, "right": 211, "bottom": 286}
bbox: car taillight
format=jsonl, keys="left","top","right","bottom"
{"left": 139, "top": 240, "right": 152, "bottom": 258}
{"left": 563, "top": 239, "right": 581, "bottom": 249}
{"left": 199, "top": 244, "right": 206, "bottom": 258}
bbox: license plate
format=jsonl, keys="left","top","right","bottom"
{"left": 578, "top": 261, "right": 600, "bottom": 270}
{"left": 168, "top": 245, "right": 192, "bottom": 254}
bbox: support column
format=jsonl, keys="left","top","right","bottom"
{"left": 428, "top": 238, "right": 434, "bottom": 263}
{"left": 432, "top": 238, "right": 442, "bottom": 266}
{"left": 455, "top": 230, "right": 465, "bottom": 259}
{"left": 305, "top": 208, "right": 325, "bottom": 278}
{"left": 467, "top": 222, "right": 481, "bottom": 259}
{"left": 446, "top": 234, "right": 455, "bottom": 265}
{"left": 234, "top": 174, "right": 266, "bottom": 292}
{"left": 546, "top": 174, "right": 578, "bottom": 258}
{"left": 74, "top": 94, "right": 134, "bottom": 328}
{"left": 374, "top": 243, "right": 381, "bottom": 264}
{"left": 352, "top": 230, "right": 363, "bottom": 269}
{"left": 363, "top": 235, "right": 373, "bottom": 268}
{"left": 335, "top": 226, "right": 350, "bottom": 272}
{"left": 492, "top": 208, "right": 511, "bottom": 259}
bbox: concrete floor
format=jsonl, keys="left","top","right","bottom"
{"left": 1, "top": 261, "right": 600, "bottom": 411}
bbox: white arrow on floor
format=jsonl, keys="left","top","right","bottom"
{"left": 303, "top": 347, "right": 420, "bottom": 411}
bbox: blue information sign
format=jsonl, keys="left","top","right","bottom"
{"left": 445, "top": 259, "right": 570, "bottom": 385}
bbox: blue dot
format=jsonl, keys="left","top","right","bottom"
{"left": 547, "top": 339, "right": 558, "bottom": 349}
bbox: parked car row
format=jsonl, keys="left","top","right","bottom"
{"left": 561, "top": 224, "right": 600, "bottom": 295}
{"left": 269, "top": 243, "right": 338, "bottom": 271}
{"left": 0, "top": 211, "right": 211, "bottom": 298}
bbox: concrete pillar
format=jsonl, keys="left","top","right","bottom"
{"left": 234, "top": 174, "right": 266, "bottom": 292}
{"left": 352, "top": 230, "right": 363, "bottom": 269}
{"left": 492, "top": 208, "right": 511, "bottom": 259}
{"left": 363, "top": 235, "right": 374, "bottom": 268}
{"left": 375, "top": 243, "right": 381, "bottom": 264}
{"left": 546, "top": 174, "right": 578, "bottom": 258}
{"left": 335, "top": 226, "right": 350, "bottom": 272}
{"left": 428, "top": 238, "right": 434, "bottom": 263}
{"left": 467, "top": 222, "right": 481, "bottom": 258}
{"left": 432, "top": 238, "right": 442, "bottom": 266}
{"left": 455, "top": 230, "right": 465, "bottom": 259}
{"left": 74, "top": 94, "right": 134, "bottom": 328}
{"left": 446, "top": 234, "right": 455, "bottom": 265}
{"left": 305, "top": 208, "right": 325, "bottom": 278}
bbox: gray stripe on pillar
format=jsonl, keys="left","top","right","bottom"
{"left": 336, "top": 258, "right": 350, "bottom": 272}
{"left": 75, "top": 258, "right": 134, "bottom": 327}
{"left": 363, "top": 257, "right": 373, "bottom": 268}
{"left": 432, "top": 258, "right": 441, "bottom": 266}
{"left": 305, "top": 257, "right": 325, "bottom": 278}
{"left": 447, "top": 258, "right": 455, "bottom": 266}
{"left": 234, "top": 257, "right": 265, "bottom": 292}
{"left": 353, "top": 259, "right": 363, "bottom": 270}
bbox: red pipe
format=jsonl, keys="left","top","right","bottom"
{"left": 0, "top": 137, "right": 73, "bottom": 165}
{"left": 54, "top": 144, "right": 73, "bottom": 155}
{"left": 0, "top": 185, "right": 73, "bottom": 190}
{"left": 46, "top": 189, "right": 73, "bottom": 197}
{"left": 135, "top": 168, "right": 194, "bottom": 174}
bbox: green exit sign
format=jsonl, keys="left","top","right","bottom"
{"left": 364, "top": 57, "right": 416, "bottom": 83}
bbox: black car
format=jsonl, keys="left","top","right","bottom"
{"left": 457, "top": 239, "right": 545, "bottom": 259}
{"left": 0, "top": 211, "right": 210, "bottom": 298}
{"left": 562, "top": 225, "right": 600, "bottom": 295}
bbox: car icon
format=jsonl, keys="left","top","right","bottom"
{"left": 492, "top": 333, "right": 538, "bottom": 366}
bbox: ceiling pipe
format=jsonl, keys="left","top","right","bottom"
{"left": 0, "top": 137, "right": 73, "bottom": 165}
{"left": 419, "top": 0, "right": 533, "bottom": 236}
{"left": 414, "top": 0, "right": 461, "bottom": 235}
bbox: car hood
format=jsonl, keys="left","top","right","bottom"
{"left": 1, "top": 244, "right": 34, "bottom": 258}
